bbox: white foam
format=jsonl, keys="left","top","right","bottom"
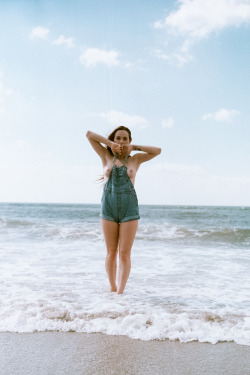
{"left": 1, "top": 204, "right": 250, "bottom": 346}
{"left": 0, "top": 293, "right": 249, "bottom": 345}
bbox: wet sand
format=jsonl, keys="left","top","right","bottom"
{"left": 1, "top": 332, "right": 249, "bottom": 375}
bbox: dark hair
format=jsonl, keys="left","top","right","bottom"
{"left": 106, "top": 126, "right": 132, "bottom": 155}
{"left": 98, "top": 126, "right": 132, "bottom": 184}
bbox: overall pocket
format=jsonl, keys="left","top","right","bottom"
{"left": 130, "top": 188, "right": 138, "bottom": 204}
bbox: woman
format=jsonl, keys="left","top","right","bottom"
{"left": 86, "top": 126, "right": 161, "bottom": 294}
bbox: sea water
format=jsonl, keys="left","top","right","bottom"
{"left": 0, "top": 203, "right": 249, "bottom": 345}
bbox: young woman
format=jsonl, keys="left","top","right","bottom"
{"left": 86, "top": 126, "right": 161, "bottom": 294}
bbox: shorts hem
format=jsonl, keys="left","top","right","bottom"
{"left": 120, "top": 215, "right": 140, "bottom": 223}
{"left": 100, "top": 214, "right": 119, "bottom": 223}
{"left": 100, "top": 214, "right": 140, "bottom": 223}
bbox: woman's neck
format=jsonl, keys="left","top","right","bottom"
{"left": 114, "top": 154, "right": 130, "bottom": 164}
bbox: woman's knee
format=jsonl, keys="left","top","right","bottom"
{"left": 106, "top": 248, "right": 118, "bottom": 258}
{"left": 119, "top": 250, "right": 131, "bottom": 262}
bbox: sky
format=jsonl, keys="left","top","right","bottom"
{"left": 0, "top": 0, "right": 250, "bottom": 206}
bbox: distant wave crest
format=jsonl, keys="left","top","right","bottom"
{"left": 1, "top": 217, "right": 250, "bottom": 246}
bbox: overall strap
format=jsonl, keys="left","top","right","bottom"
{"left": 113, "top": 154, "right": 128, "bottom": 165}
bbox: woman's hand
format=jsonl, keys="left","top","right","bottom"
{"left": 111, "top": 142, "right": 123, "bottom": 155}
{"left": 120, "top": 144, "right": 133, "bottom": 156}
{"left": 111, "top": 143, "right": 134, "bottom": 156}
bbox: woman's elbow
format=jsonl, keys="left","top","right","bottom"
{"left": 157, "top": 147, "right": 162, "bottom": 155}
{"left": 86, "top": 130, "right": 92, "bottom": 139}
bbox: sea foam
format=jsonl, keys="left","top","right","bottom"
{"left": 0, "top": 203, "right": 249, "bottom": 345}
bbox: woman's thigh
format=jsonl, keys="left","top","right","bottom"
{"left": 119, "top": 220, "right": 138, "bottom": 253}
{"left": 101, "top": 219, "right": 120, "bottom": 253}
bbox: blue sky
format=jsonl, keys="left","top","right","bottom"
{"left": 0, "top": 0, "right": 250, "bottom": 205}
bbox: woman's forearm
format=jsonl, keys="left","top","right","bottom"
{"left": 86, "top": 131, "right": 113, "bottom": 148}
{"left": 132, "top": 144, "right": 161, "bottom": 155}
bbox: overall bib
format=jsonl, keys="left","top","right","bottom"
{"left": 100, "top": 156, "right": 140, "bottom": 223}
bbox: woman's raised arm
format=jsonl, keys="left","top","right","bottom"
{"left": 86, "top": 131, "right": 121, "bottom": 160}
{"left": 122, "top": 143, "right": 161, "bottom": 164}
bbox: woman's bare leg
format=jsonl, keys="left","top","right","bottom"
{"left": 117, "top": 220, "right": 138, "bottom": 294}
{"left": 102, "top": 219, "right": 119, "bottom": 292}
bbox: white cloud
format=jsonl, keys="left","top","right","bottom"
{"left": 153, "top": 20, "right": 165, "bottom": 29}
{"left": 124, "top": 62, "right": 133, "bottom": 68}
{"left": 162, "top": 0, "right": 250, "bottom": 39}
{"left": 155, "top": 48, "right": 193, "bottom": 67}
{"left": 93, "top": 110, "right": 148, "bottom": 128}
{"left": 79, "top": 48, "right": 120, "bottom": 68}
{"left": 30, "top": 26, "right": 50, "bottom": 40}
{"left": 154, "top": 0, "right": 250, "bottom": 65}
{"left": 52, "top": 35, "right": 75, "bottom": 48}
{"left": 202, "top": 108, "right": 240, "bottom": 122}
{"left": 162, "top": 117, "right": 175, "bottom": 128}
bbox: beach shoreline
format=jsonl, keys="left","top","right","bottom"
{"left": 1, "top": 332, "right": 249, "bottom": 375}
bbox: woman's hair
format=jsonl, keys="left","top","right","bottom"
{"left": 98, "top": 126, "right": 132, "bottom": 184}
{"left": 106, "top": 126, "right": 132, "bottom": 155}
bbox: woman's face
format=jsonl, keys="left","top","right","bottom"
{"left": 114, "top": 130, "right": 131, "bottom": 145}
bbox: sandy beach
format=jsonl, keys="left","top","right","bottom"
{"left": 1, "top": 332, "right": 249, "bottom": 375}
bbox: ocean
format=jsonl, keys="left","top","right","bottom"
{"left": 0, "top": 203, "right": 249, "bottom": 345}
